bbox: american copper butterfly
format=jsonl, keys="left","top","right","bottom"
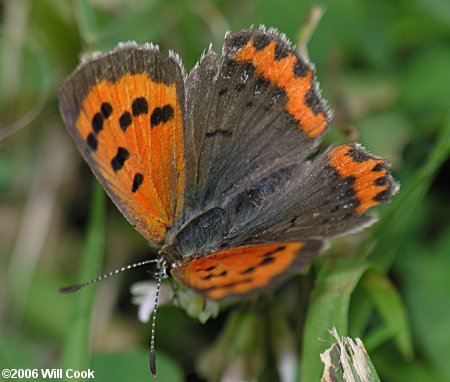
{"left": 59, "top": 27, "right": 399, "bottom": 302}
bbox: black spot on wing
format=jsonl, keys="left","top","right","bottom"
{"left": 92, "top": 113, "right": 103, "bottom": 134}
{"left": 263, "top": 246, "right": 286, "bottom": 257}
{"left": 260, "top": 257, "right": 275, "bottom": 265}
{"left": 132, "top": 173, "right": 144, "bottom": 192}
{"left": 305, "top": 88, "right": 324, "bottom": 115}
{"left": 375, "top": 176, "right": 388, "bottom": 186}
{"left": 227, "top": 33, "right": 251, "bottom": 51}
{"left": 86, "top": 133, "right": 98, "bottom": 151}
{"left": 253, "top": 34, "right": 271, "bottom": 51}
{"left": 240, "top": 266, "right": 256, "bottom": 274}
{"left": 342, "top": 188, "right": 356, "bottom": 197}
{"left": 132, "top": 97, "right": 149, "bottom": 116}
{"left": 341, "top": 176, "right": 356, "bottom": 186}
{"left": 373, "top": 189, "right": 390, "bottom": 202}
{"left": 205, "top": 129, "right": 232, "bottom": 138}
{"left": 151, "top": 105, "right": 174, "bottom": 127}
{"left": 347, "top": 147, "right": 370, "bottom": 163}
{"left": 119, "top": 111, "right": 132, "bottom": 131}
{"left": 111, "top": 147, "right": 130, "bottom": 172}
{"left": 274, "top": 44, "right": 289, "bottom": 60}
{"left": 101, "top": 102, "right": 113, "bottom": 118}
{"left": 293, "top": 59, "right": 308, "bottom": 78}
{"left": 201, "top": 270, "right": 228, "bottom": 280}
{"left": 372, "top": 163, "right": 385, "bottom": 172}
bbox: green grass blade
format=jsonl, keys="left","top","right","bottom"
{"left": 299, "top": 259, "right": 370, "bottom": 381}
{"left": 361, "top": 268, "right": 412, "bottom": 358}
{"left": 60, "top": 183, "right": 105, "bottom": 379}
{"left": 74, "top": 0, "right": 99, "bottom": 48}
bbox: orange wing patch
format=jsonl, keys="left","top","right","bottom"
{"left": 172, "top": 242, "right": 320, "bottom": 300}
{"left": 328, "top": 144, "right": 397, "bottom": 214}
{"left": 234, "top": 39, "right": 328, "bottom": 138}
{"left": 71, "top": 72, "right": 185, "bottom": 243}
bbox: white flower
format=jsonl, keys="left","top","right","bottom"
{"left": 277, "top": 345, "right": 297, "bottom": 382}
{"left": 130, "top": 281, "right": 172, "bottom": 323}
{"left": 221, "top": 357, "right": 257, "bottom": 382}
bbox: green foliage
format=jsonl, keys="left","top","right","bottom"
{"left": 1, "top": 0, "right": 449, "bottom": 381}
{"left": 92, "top": 351, "right": 184, "bottom": 382}
{"left": 61, "top": 183, "right": 105, "bottom": 379}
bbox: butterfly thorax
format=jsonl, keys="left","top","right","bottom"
{"left": 160, "top": 207, "right": 232, "bottom": 263}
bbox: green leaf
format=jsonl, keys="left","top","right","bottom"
{"left": 0, "top": 335, "right": 35, "bottom": 370}
{"left": 299, "top": 258, "right": 370, "bottom": 381}
{"left": 397, "top": 228, "right": 450, "bottom": 378}
{"left": 75, "top": 0, "right": 100, "bottom": 48}
{"left": 361, "top": 268, "right": 412, "bottom": 358}
{"left": 402, "top": 46, "right": 450, "bottom": 118}
{"left": 60, "top": 183, "right": 105, "bottom": 379}
{"left": 92, "top": 350, "right": 184, "bottom": 382}
{"left": 349, "top": 114, "right": 450, "bottom": 346}
{"left": 368, "top": 114, "right": 450, "bottom": 271}
{"left": 372, "top": 347, "right": 449, "bottom": 382}
{"left": 198, "top": 308, "right": 266, "bottom": 381}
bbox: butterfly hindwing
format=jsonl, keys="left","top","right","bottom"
{"left": 59, "top": 44, "right": 186, "bottom": 244}
{"left": 227, "top": 143, "right": 399, "bottom": 243}
{"left": 171, "top": 241, "right": 322, "bottom": 300}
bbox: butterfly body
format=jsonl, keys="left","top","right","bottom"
{"left": 59, "top": 27, "right": 398, "bottom": 300}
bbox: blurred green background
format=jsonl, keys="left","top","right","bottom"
{"left": 1, "top": 0, "right": 449, "bottom": 381}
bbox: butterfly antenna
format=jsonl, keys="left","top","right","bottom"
{"left": 59, "top": 259, "right": 159, "bottom": 293}
{"left": 149, "top": 276, "right": 161, "bottom": 377}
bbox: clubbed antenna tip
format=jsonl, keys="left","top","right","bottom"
{"left": 150, "top": 350, "right": 157, "bottom": 377}
{"left": 149, "top": 276, "right": 162, "bottom": 377}
{"left": 59, "top": 284, "right": 84, "bottom": 293}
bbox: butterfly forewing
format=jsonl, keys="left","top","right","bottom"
{"left": 184, "top": 28, "right": 331, "bottom": 212}
{"left": 59, "top": 44, "right": 186, "bottom": 244}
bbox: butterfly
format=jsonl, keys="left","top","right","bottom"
{"left": 59, "top": 27, "right": 398, "bottom": 302}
